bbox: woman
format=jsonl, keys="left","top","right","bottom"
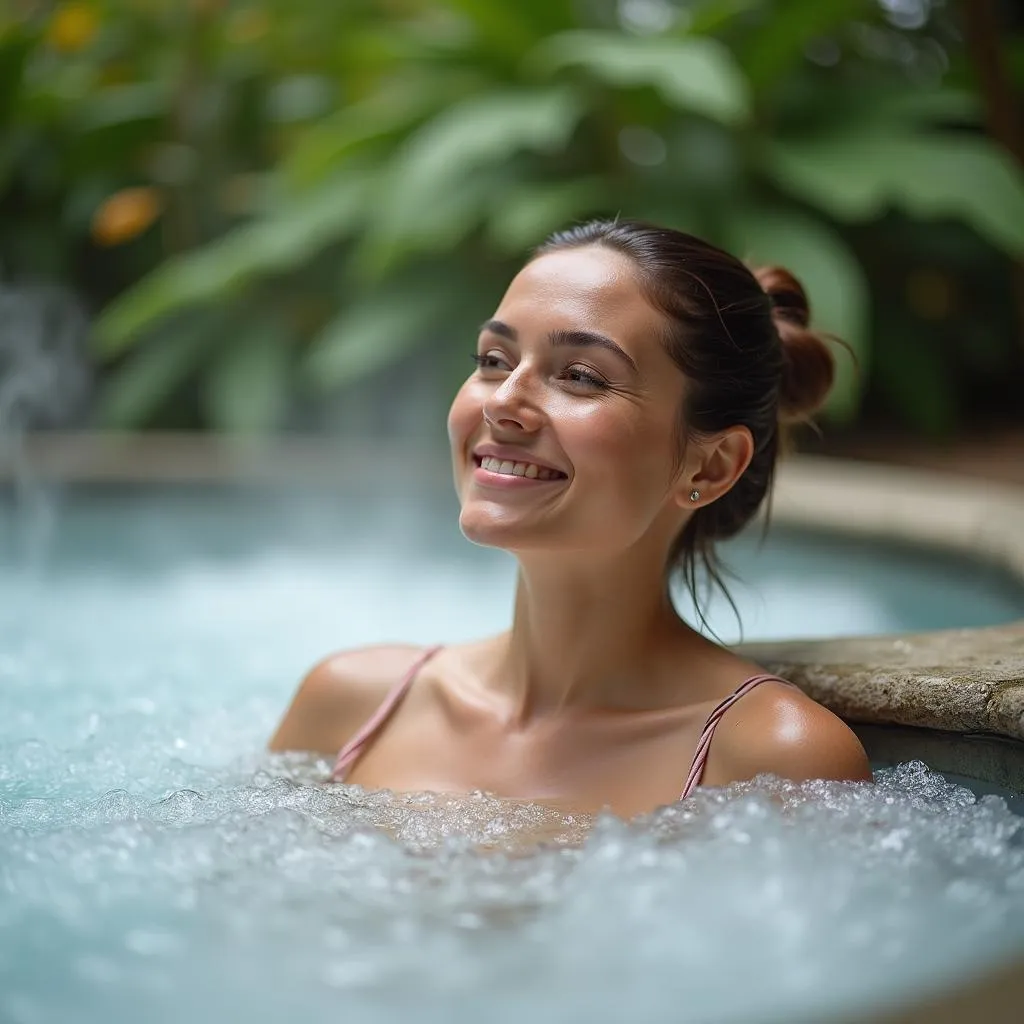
{"left": 270, "top": 220, "right": 873, "bottom": 818}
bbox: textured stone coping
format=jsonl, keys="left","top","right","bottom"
{"left": 741, "top": 623, "right": 1024, "bottom": 742}
{"left": 5, "top": 433, "right": 1024, "bottom": 743}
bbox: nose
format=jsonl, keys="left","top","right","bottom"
{"left": 482, "top": 364, "right": 544, "bottom": 433}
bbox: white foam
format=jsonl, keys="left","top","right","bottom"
{"left": 3, "top": 763, "right": 1024, "bottom": 1024}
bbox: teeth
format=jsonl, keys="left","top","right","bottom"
{"left": 479, "top": 456, "right": 560, "bottom": 480}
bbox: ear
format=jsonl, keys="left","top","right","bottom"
{"left": 673, "top": 426, "right": 754, "bottom": 510}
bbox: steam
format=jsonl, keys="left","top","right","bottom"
{"left": 0, "top": 282, "right": 93, "bottom": 565}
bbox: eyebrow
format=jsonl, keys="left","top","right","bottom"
{"left": 479, "top": 319, "right": 639, "bottom": 373}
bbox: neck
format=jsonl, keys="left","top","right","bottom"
{"left": 492, "top": 543, "right": 688, "bottom": 724}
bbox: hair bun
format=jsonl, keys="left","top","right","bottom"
{"left": 753, "top": 265, "right": 834, "bottom": 422}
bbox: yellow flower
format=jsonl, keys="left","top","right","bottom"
{"left": 47, "top": 3, "right": 99, "bottom": 54}
{"left": 91, "top": 187, "right": 163, "bottom": 247}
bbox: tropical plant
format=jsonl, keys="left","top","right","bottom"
{"left": 3, "top": 0, "right": 1023, "bottom": 434}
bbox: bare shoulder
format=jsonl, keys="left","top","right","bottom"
{"left": 267, "top": 644, "right": 431, "bottom": 755}
{"left": 700, "top": 678, "right": 873, "bottom": 787}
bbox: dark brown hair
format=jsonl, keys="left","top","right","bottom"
{"left": 535, "top": 219, "right": 835, "bottom": 626}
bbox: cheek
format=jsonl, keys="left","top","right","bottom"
{"left": 573, "top": 404, "right": 679, "bottom": 505}
{"left": 577, "top": 405, "right": 671, "bottom": 471}
{"left": 447, "top": 379, "right": 481, "bottom": 450}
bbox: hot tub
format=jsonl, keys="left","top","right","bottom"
{"left": 2, "top": 438, "right": 1023, "bottom": 1024}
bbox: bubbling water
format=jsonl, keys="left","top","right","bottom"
{"left": 2, "top": 497, "right": 1024, "bottom": 1024}
{"left": 2, "top": 761, "right": 1024, "bottom": 1024}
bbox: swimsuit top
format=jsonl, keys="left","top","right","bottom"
{"left": 330, "top": 645, "right": 789, "bottom": 801}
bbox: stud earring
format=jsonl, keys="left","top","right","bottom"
{"left": 689, "top": 489, "right": 701, "bottom": 502}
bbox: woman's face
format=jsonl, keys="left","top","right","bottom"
{"left": 447, "top": 245, "right": 690, "bottom": 556}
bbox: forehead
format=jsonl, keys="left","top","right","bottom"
{"left": 495, "top": 246, "right": 666, "bottom": 343}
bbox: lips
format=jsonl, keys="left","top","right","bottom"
{"left": 471, "top": 444, "right": 567, "bottom": 479}
{"left": 474, "top": 455, "right": 564, "bottom": 480}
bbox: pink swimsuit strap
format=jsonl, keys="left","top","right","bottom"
{"left": 331, "top": 645, "right": 443, "bottom": 782}
{"left": 679, "top": 673, "right": 786, "bottom": 799}
{"left": 331, "top": 646, "right": 787, "bottom": 799}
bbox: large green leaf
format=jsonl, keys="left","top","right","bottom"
{"left": 795, "top": 84, "right": 982, "bottom": 139}
{"left": 764, "top": 130, "right": 1024, "bottom": 257}
{"left": 93, "top": 173, "right": 372, "bottom": 355}
{"left": 380, "top": 87, "right": 582, "bottom": 209}
{"left": 303, "top": 282, "right": 453, "bottom": 390}
{"left": 529, "top": 31, "right": 750, "bottom": 125}
{"left": 736, "top": 0, "right": 872, "bottom": 88}
{"left": 361, "top": 88, "right": 583, "bottom": 265}
{"left": 722, "top": 206, "right": 870, "bottom": 423}
{"left": 859, "top": 88, "right": 981, "bottom": 127}
{"left": 94, "top": 311, "right": 223, "bottom": 428}
{"left": 438, "top": 0, "right": 536, "bottom": 53}
{"left": 687, "top": 0, "right": 762, "bottom": 36}
{"left": 202, "top": 319, "right": 293, "bottom": 433}
{"left": 76, "top": 82, "right": 170, "bottom": 131}
{"left": 487, "top": 178, "right": 609, "bottom": 254}
{"left": 442, "top": 0, "right": 577, "bottom": 45}
{"left": 282, "top": 76, "right": 460, "bottom": 190}
{"left": 357, "top": 160, "right": 511, "bottom": 280}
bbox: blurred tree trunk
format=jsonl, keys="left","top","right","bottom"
{"left": 961, "top": 0, "right": 1024, "bottom": 351}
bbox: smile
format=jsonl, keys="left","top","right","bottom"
{"left": 473, "top": 456, "right": 567, "bottom": 481}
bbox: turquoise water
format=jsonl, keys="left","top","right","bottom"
{"left": 2, "top": 484, "right": 1024, "bottom": 1024}
{"left": 4, "top": 484, "right": 1023, "bottom": 641}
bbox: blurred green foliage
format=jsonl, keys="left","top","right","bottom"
{"left": 1, "top": 0, "right": 1022, "bottom": 434}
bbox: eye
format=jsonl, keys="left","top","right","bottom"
{"left": 562, "top": 365, "right": 609, "bottom": 389}
{"left": 470, "top": 352, "right": 509, "bottom": 371}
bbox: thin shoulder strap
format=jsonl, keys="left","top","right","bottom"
{"left": 679, "top": 673, "right": 788, "bottom": 800}
{"left": 330, "top": 645, "right": 444, "bottom": 782}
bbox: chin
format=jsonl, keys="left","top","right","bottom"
{"left": 458, "top": 502, "right": 573, "bottom": 556}
{"left": 457, "top": 505, "right": 519, "bottom": 550}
